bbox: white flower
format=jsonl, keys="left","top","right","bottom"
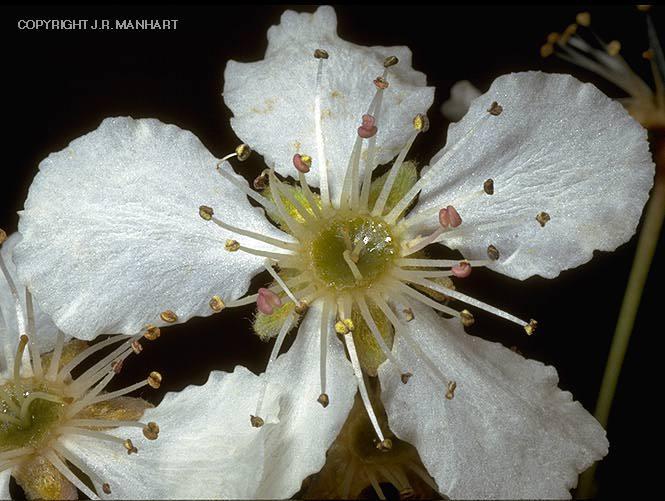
{"left": 13, "top": 6, "right": 654, "bottom": 499}
{"left": 0, "top": 231, "right": 286, "bottom": 500}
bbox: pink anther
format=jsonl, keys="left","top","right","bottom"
{"left": 438, "top": 205, "right": 462, "bottom": 228}
{"left": 374, "top": 77, "right": 389, "bottom": 90}
{"left": 451, "top": 261, "right": 472, "bottom": 278}
{"left": 292, "top": 154, "right": 310, "bottom": 174}
{"left": 257, "top": 287, "right": 282, "bottom": 315}
{"left": 357, "top": 114, "right": 378, "bottom": 138}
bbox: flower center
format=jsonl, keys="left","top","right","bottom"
{"left": 308, "top": 213, "right": 398, "bottom": 291}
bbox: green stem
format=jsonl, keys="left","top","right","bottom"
{"left": 577, "top": 174, "right": 665, "bottom": 498}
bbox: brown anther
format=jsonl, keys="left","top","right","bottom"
{"left": 198, "top": 205, "right": 214, "bottom": 221}
{"left": 147, "top": 371, "right": 163, "bottom": 389}
{"left": 294, "top": 300, "right": 309, "bottom": 315}
{"left": 123, "top": 439, "right": 138, "bottom": 455}
{"left": 142, "top": 421, "right": 160, "bottom": 440}
{"left": 576, "top": 12, "right": 591, "bottom": 27}
{"left": 250, "top": 415, "right": 264, "bottom": 428}
{"left": 0, "top": 228, "right": 6, "bottom": 244}
{"left": 235, "top": 144, "right": 251, "bottom": 161}
{"left": 314, "top": 48, "right": 329, "bottom": 59}
{"left": 112, "top": 359, "right": 124, "bottom": 374}
{"left": 524, "top": 319, "right": 538, "bottom": 336}
{"left": 253, "top": 170, "right": 270, "bottom": 190}
{"left": 293, "top": 153, "right": 312, "bottom": 174}
{"left": 403, "top": 308, "right": 414, "bottom": 322}
{"left": 607, "top": 40, "right": 621, "bottom": 56}
{"left": 460, "top": 309, "right": 475, "bottom": 327}
{"left": 131, "top": 340, "right": 143, "bottom": 355}
{"left": 102, "top": 483, "right": 111, "bottom": 494}
{"left": 540, "top": 44, "right": 554, "bottom": 58}
{"left": 374, "top": 76, "right": 389, "bottom": 89}
{"left": 488, "top": 101, "right": 503, "bottom": 116}
{"left": 401, "top": 372, "right": 413, "bottom": 384}
{"left": 536, "top": 211, "right": 551, "bottom": 227}
{"left": 143, "top": 324, "right": 161, "bottom": 341}
{"left": 413, "top": 113, "right": 429, "bottom": 132}
{"left": 637, "top": 5, "right": 652, "bottom": 12}
{"left": 376, "top": 438, "right": 393, "bottom": 452}
{"left": 445, "top": 381, "right": 457, "bottom": 400}
{"left": 209, "top": 295, "right": 226, "bottom": 312}
{"left": 561, "top": 24, "right": 578, "bottom": 44}
{"left": 547, "top": 32, "right": 560, "bottom": 44}
{"left": 317, "top": 393, "right": 330, "bottom": 408}
{"left": 487, "top": 244, "right": 500, "bottom": 261}
{"left": 160, "top": 310, "right": 178, "bottom": 323}
{"left": 483, "top": 178, "right": 494, "bottom": 195}
{"left": 643, "top": 49, "right": 655, "bottom": 60}
{"left": 383, "top": 55, "right": 399, "bottom": 67}
{"left": 225, "top": 239, "right": 240, "bottom": 252}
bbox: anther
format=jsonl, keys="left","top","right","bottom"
{"left": 334, "top": 318, "right": 354, "bottom": 334}
{"left": 576, "top": 12, "right": 591, "bottom": 27}
{"left": 160, "top": 310, "right": 178, "bottom": 323}
{"left": 124, "top": 439, "right": 138, "bottom": 455}
{"left": 488, "top": 101, "right": 503, "bottom": 116}
{"left": 0, "top": 228, "right": 6, "bottom": 244}
{"left": 540, "top": 44, "right": 554, "bottom": 58}
{"left": 147, "top": 371, "right": 162, "bottom": 389}
{"left": 257, "top": 287, "right": 282, "bottom": 315}
{"left": 403, "top": 308, "right": 415, "bottom": 322}
{"left": 560, "top": 24, "right": 578, "bottom": 44}
{"left": 524, "top": 319, "right": 538, "bottom": 336}
{"left": 313, "top": 48, "right": 329, "bottom": 59}
{"left": 209, "top": 295, "right": 226, "bottom": 312}
{"left": 376, "top": 438, "right": 393, "bottom": 452}
{"left": 131, "top": 340, "right": 143, "bottom": 355}
{"left": 451, "top": 260, "right": 472, "bottom": 278}
{"left": 102, "top": 483, "right": 112, "bottom": 495}
{"left": 547, "top": 32, "right": 560, "bottom": 44}
{"left": 112, "top": 359, "right": 124, "bottom": 374}
{"left": 293, "top": 153, "right": 312, "bottom": 174}
{"left": 643, "top": 49, "right": 655, "bottom": 60}
{"left": 536, "top": 211, "right": 551, "bottom": 227}
{"left": 143, "top": 324, "right": 161, "bottom": 341}
{"left": 357, "top": 114, "right": 378, "bottom": 139}
{"left": 607, "top": 40, "right": 621, "bottom": 56}
{"left": 637, "top": 5, "right": 652, "bottom": 12}
{"left": 383, "top": 55, "right": 399, "bottom": 68}
{"left": 250, "top": 415, "right": 264, "bottom": 428}
{"left": 413, "top": 113, "right": 429, "bottom": 132}
{"left": 374, "top": 76, "right": 389, "bottom": 89}
{"left": 317, "top": 393, "right": 330, "bottom": 408}
{"left": 198, "top": 205, "right": 214, "bottom": 221}
{"left": 483, "top": 178, "right": 494, "bottom": 195}
{"left": 253, "top": 170, "right": 270, "bottom": 190}
{"left": 487, "top": 244, "right": 500, "bottom": 261}
{"left": 142, "top": 422, "right": 160, "bottom": 440}
{"left": 401, "top": 372, "right": 413, "bottom": 384}
{"left": 225, "top": 239, "right": 240, "bottom": 252}
{"left": 445, "top": 381, "right": 457, "bottom": 400}
{"left": 460, "top": 309, "right": 475, "bottom": 327}
{"left": 294, "top": 300, "right": 309, "bottom": 315}
{"left": 439, "top": 205, "right": 462, "bottom": 228}
{"left": 235, "top": 144, "right": 252, "bottom": 161}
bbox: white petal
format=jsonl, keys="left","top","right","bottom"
{"left": 0, "top": 468, "right": 11, "bottom": 500}
{"left": 223, "top": 6, "right": 434, "bottom": 203}
{"left": 255, "top": 299, "right": 356, "bottom": 498}
{"left": 441, "top": 80, "right": 482, "bottom": 122}
{"left": 414, "top": 72, "right": 654, "bottom": 279}
{"left": 15, "top": 117, "right": 287, "bottom": 339}
{"left": 379, "top": 302, "right": 608, "bottom": 499}
{"left": 1, "top": 233, "right": 61, "bottom": 373}
{"left": 62, "top": 366, "right": 281, "bottom": 499}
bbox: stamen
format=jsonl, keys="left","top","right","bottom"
{"left": 314, "top": 48, "right": 332, "bottom": 208}
{"left": 13, "top": 335, "right": 29, "bottom": 387}
{"left": 25, "top": 291, "right": 43, "bottom": 378}
{"left": 396, "top": 258, "right": 488, "bottom": 268}
{"left": 159, "top": 310, "right": 178, "bottom": 324}
{"left": 57, "top": 335, "right": 133, "bottom": 384}
{"left": 483, "top": 178, "right": 495, "bottom": 195}
{"left": 319, "top": 299, "right": 332, "bottom": 407}
{"left": 206, "top": 210, "right": 298, "bottom": 250}
{"left": 51, "top": 443, "right": 111, "bottom": 497}
{"left": 0, "top": 250, "right": 28, "bottom": 342}
{"left": 257, "top": 287, "right": 282, "bottom": 315}
{"left": 83, "top": 372, "right": 161, "bottom": 407}
{"left": 267, "top": 171, "right": 312, "bottom": 238}
{"left": 389, "top": 280, "right": 461, "bottom": 318}
{"left": 293, "top": 154, "right": 323, "bottom": 218}
{"left": 342, "top": 250, "right": 364, "bottom": 281}
{"left": 46, "top": 331, "right": 66, "bottom": 381}
{"left": 215, "top": 159, "right": 278, "bottom": 213}
{"left": 253, "top": 312, "right": 297, "bottom": 424}
{"left": 232, "top": 242, "right": 297, "bottom": 262}
{"left": 451, "top": 260, "right": 472, "bottom": 278}
{"left": 342, "top": 331, "right": 389, "bottom": 449}
{"left": 536, "top": 211, "right": 551, "bottom": 227}
{"left": 269, "top": 174, "right": 318, "bottom": 225}
{"left": 263, "top": 260, "right": 301, "bottom": 306}
{"left": 400, "top": 205, "right": 464, "bottom": 256}
{"left": 44, "top": 450, "right": 100, "bottom": 501}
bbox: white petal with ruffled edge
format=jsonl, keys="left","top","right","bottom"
{"left": 61, "top": 366, "right": 281, "bottom": 499}
{"left": 412, "top": 72, "right": 654, "bottom": 280}
{"left": 15, "top": 117, "right": 288, "bottom": 339}
{"left": 223, "top": 6, "right": 434, "bottom": 203}
{"left": 255, "top": 299, "right": 356, "bottom": 498}
{"left": 441, "top": 80, "right": 481, "bottom": 122}
{"left": 0, "top": 469, "right": 11, "bottom": 500}
{"left": 378, "top": 302, "right": 608, "bottom": 499}
{"left": 1, "top": 232, "right": 61, "bottom": 374}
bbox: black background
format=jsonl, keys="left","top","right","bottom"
{"left": 0, "top": 4, "right": 661, "bottom": 499}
